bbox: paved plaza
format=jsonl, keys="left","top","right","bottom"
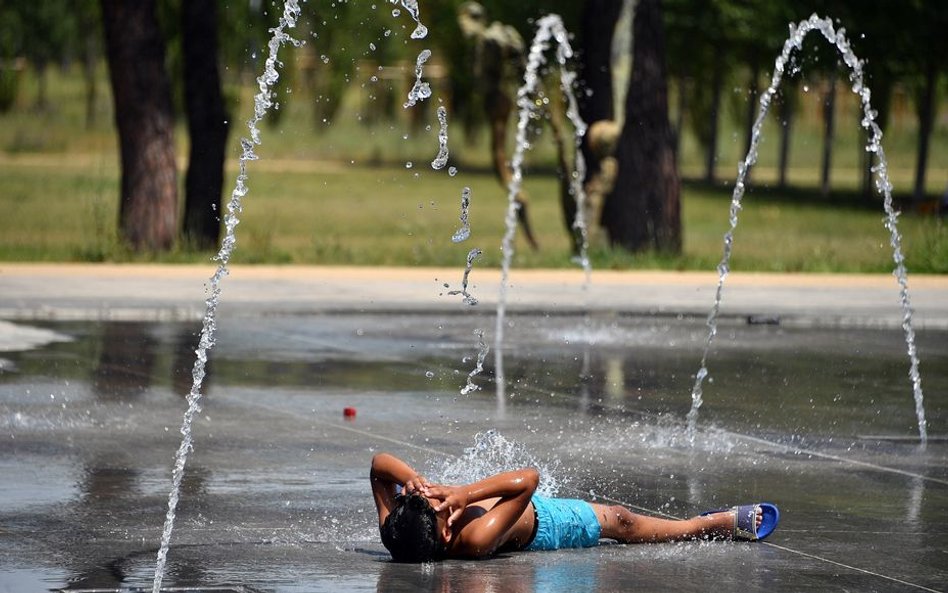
{"left": 1, "top": 264, "right": 946, "bottom": 592}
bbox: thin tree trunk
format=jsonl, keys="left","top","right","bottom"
{"left": 578, "top": 0, "right": 624, "bottom": 182}
{"left": 913, "top": 57, "right": 937, "bottom": 201}
{"left": 861, "top": 131, "right": 873, "bottom": 197}
{"left": 182, "top": 0, "right": 230, "bottom": 249}
{"left": 862, "top": 78, "right": 892, "bottom": 198}
{"left": 548, "top": 107, "right": 580, "bottom": 254}
{"left": 743, "top": 59, "right": 759, "bottom": 184}
{"left": 777, "top": 86, "right": 794, "bottom": 189}
{"left": 101, "top": 0, "right": 178, "bottom": 251}
{"left": 674, "top": 73, "right": 687, "bottom": 157}
{"left": 82, "top": 36, "right": 98, "bottom": 128}
{"left": 79, "top": 7, "right": 100, "bottom": 129}
{"left": 704, "top": 56, "right": 723, "bottom": 183}
{"left": 820, "top": 69, "right": 837, "bottom": 197}
{"left": 34, "top": 60, "right": 49, "bottom": 111}
{"left": 602, "top": 0, "right": 681, "bottom": 253}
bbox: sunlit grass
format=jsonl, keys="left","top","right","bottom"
{"left": 1, "top": 155, "right": 944, "bottom": 272}
{"left": 0, "top": 61, "right": 945, "bottom": 272}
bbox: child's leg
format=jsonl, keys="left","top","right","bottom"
{"left": 589, "top": 503, "right": 761, "bottom": 543}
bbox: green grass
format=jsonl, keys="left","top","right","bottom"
{"left": 1, "top": 156, "right": 944, "bottom": 272}
{"left": 0, "top": 60, "right": 945, "bottom": 272}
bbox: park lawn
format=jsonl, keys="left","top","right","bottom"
{"left": 677, "top": 186, "right": 947, "bottom": 273}
{"left": 0, "top": 62, "right": 945, "bottom": 272}
{"left": 0, "top": 155, "right": 944, "bottom": 273}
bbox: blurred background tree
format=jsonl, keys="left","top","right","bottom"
{"left": 100, "top": 0, "right": 178, "bottom": 251}
{"left": 0, "top": 0, "right": 944, "bottom": 260}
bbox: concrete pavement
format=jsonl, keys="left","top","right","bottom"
{"left": 1, "top": 263, "right": 947, "bottom": 328}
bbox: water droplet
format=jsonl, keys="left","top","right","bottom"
{"left": 411, "top": 24, "right": 428, "bottom": 39}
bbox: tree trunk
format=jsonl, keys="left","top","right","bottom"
{"left": 578, "top": 0, "right": 623, "bottom": 181}
{"left": 777, "top": 85, "right": 794, "bottom": 189}
{"left": 674, "top": 73, "right": 687, "bottom": 157}
{"left": 860, "top": 125, "right": 873, "bottom": 198}
{"left": 704, "top": 55, "right": 723, "bottom": 183}
{"left": 913, "top": 56, "right": 937, "bottom": 201}
{"left": 861, "top": 78, "right": 892, "bottom": 198}
{"left": 820, "top": 69, "right": 837, "bottom": 198}
{"left": 34, "top": 59, "right": 49, "bottom": 111}
{"left": 82, "top": 35, "right": 98, "bottom": 128}
{"left": 743, "top": 59, "right": 760, "bottom": 185}
{"left": 101, "top": 0, "right": 177, "bottom": 251}
{"left": 182, "top": 0, "right": 230, "bottom": 250}
{"left": 601, "top": 0, "right": 681, "bottom": 253}
{"left": 78, "top": 6, "right": 100, "bottom": 129}
{"left": 548, "top": 106, "right": 580, "bottom": 254}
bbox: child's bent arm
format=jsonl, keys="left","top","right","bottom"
{"left": 444, "top": 469, "right": 538, "bottom": 508}
{"left": 370, "top": 453, "right": 428, "bottom": 526}
{"left": 370, "top": 453, "right": 422, "bottom": 486}
{"left": 430, "top": 468, "right": 540, "bottom": 557}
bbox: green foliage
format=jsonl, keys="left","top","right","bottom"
{"left": 0, "top": 7, "right": 24, "bottom": 59}
{"left": 1, "top": 0, "right": 75, "bottom": 65}
{"left": 663, "top": 0, "right": 947, "bottom": 151}
{"left": 1, "top": 0, "right": 99, "bottom": 111}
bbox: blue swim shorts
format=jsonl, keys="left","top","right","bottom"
{"left": 525, "top": 495, "right": 602, "bottom": 551}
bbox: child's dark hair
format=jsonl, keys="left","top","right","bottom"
{"left": 380, "top": 492, "right": 446, "bottom": 562}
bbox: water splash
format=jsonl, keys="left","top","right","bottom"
{"left": 494, "top": 14, "right": 588, "bottom": 400}
{"left": 447, "top": 248, "right": 482, "bottom": 306}
{"left": 151, "top": 3, "right": 302, "bottom": 591}
{"left": 391, "top": 0, "right": 428, "bottom": 40}
{"left": 428, "top": 430, "right": 560, "bottom": 496}
{"left": 403, "top": 49, "right": 432, "bottom": 108}
{"left": 451, "top": 186, "right": 472, "bottom": 243}
{"left": 460, "top": 328, "right": 489, "bottom": 395}
{"left": 686, "top": 14, "right": 927, "bottom": 444}
{"left": 550, "top": 38, "right": 591, "bottom": 279}
{"left": 431, "top": 105, "right": 449, "bottom": 170}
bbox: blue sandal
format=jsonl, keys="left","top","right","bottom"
{"left": 701, "top": 502, "right": 780, "bottom": 541}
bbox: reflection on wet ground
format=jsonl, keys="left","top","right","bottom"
{"left": 0, "top": 314, "right": 946, "bottom": 592}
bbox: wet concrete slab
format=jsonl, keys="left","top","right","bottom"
{"left": 1, "top": 311, "right": 946, "bottom": 592}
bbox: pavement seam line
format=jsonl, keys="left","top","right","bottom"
{"left": 502, "top": 369, "right": 948, "bottom": 487}
{"left": 420, "top": 346, "right": 946, "bottom": 488}
{"left": 730, "top": 432, "right": 948, "bottom": 486}
{"left": 761, "top": 542, "right": 944, "bottom": 593}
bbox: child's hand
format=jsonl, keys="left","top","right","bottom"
{"left": 403, "top": 474, "right": 431, "bottom": 495}
{"left": 427, "top": 485, "right": 469, "bottom": 527}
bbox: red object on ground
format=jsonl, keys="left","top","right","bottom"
{"left": 343, "top": 407, "right": 357, "bottom": 419}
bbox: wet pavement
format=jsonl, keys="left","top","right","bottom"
{"left": 1, "top": 266, "right": 947, "bottom": 592}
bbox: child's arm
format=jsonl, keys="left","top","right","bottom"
{"left": 426, "top": 468, "right": 539, "bottom": 558}
{"left": 369, "top": 453, "right": 430, "bottom": 526}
